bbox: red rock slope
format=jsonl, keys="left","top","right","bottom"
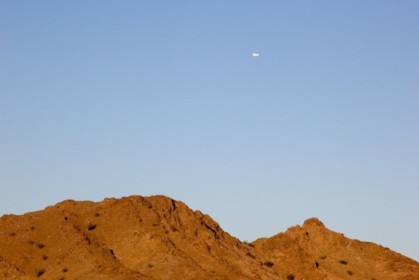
{"left": 0, "top": 195, "right": 417, "bottom": 279}
{"left": 0, "top": 195, "right": 277, "bottom": 279}
{"left": 253, "top": 218, "right": 419, "bottom": 280}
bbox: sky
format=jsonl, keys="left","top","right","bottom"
{"left": 0, "top": 1, "right": 418, "bottom": 260}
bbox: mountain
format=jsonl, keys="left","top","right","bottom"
{"left": 253, "top": 218, "right": 418, "bottom": 280}
{"left": 0, "top": 195, "right": 417, "bottom": 279}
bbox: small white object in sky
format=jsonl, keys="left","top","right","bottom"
{"left": 252, "top": 52, "right": 259, "bottom": 57}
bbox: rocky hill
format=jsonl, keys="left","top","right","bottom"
{"left": 253, "top": 218, "right": 418, "bottom": 280}
{"left": 0, "top": 195, "right": 417, "bottom": 279}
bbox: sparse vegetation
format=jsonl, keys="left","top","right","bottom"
{"left": 263, "top": 261, "right": 274, "bottom": 268}
{"left": 35, "top": 267, "right": 45, "bottom": 277}
{"left": 0, "top": 196, "right": 416, "bottom": 280}
{"left": 86, "top": 221, "right": 96, "bottom": 231}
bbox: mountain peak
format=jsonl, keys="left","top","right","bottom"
{"left": 302, "top": 217, "right": 325, "bottom": 228}
{"left": 0, "top": 195, "right": 418, "bottom": 279}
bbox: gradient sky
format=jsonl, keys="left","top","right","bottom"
{"left": 1, "top": 1, "right": 418, "bottom": 260}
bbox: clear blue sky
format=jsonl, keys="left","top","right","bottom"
{"left": 1, "top": 1, "right": 418, "bottom": 260}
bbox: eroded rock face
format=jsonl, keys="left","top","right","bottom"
{"left": 0, "top": 195, "right": 278, "bottom": 280}
{"left": 253, "top": 217, "right": 419, "bottom": 280}
{"left": 0, "top": 195, "right": 418, "bottom": 280}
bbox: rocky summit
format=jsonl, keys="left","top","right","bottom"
{"left": 0, "top": 195, "right": 418, "bottom": 279}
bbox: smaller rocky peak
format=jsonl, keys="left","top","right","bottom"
{"left": 302, "top": 217, "right": 325, "bottom": 228}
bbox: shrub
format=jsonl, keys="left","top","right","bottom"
{"left": 35, "top": 267, "right": 45, "bottom": 277}
{"left": 287, "top": 274, "right": 295, "bottom": 280}
{"left": 339, "top": 260, "right": 348, "bottom": 265}
{"left": 347, "top": 270, "right": 353, "bottom": 276}
{"left": 263, "top": 261, "right": 274, "bottom": 268}
{"left": 86, "top": 221, "right": 96, "bottom": 231}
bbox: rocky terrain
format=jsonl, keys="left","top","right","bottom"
{"left": 0, "top": 195, "right": 418, "bottom": 279}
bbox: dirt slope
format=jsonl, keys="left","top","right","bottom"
{"left": 0, "top": 195, "right": 418, "bottom": 279}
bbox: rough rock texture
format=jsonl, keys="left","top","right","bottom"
{"left": 0, "top": 195, "right": 418, "bottom": 279}
{"left": 253, "top": 217, "right": 419, "bottom": 280}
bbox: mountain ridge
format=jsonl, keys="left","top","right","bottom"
{"left": 0, "top": 195, "right": 418, "bottom": 279}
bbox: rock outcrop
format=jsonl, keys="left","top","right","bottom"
{"left": 0, "top": 195, "right": 418, "bottom": 279}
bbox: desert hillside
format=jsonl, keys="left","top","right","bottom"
{"left": 0, "top": 195, "right": 418, "bottom": 280}
{"left": 253, "top": 218, "right": 418, "bottom": 280}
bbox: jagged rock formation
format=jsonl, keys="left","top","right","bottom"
{"left": 0, "top": 195, "right": 418, "bottom": 279}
